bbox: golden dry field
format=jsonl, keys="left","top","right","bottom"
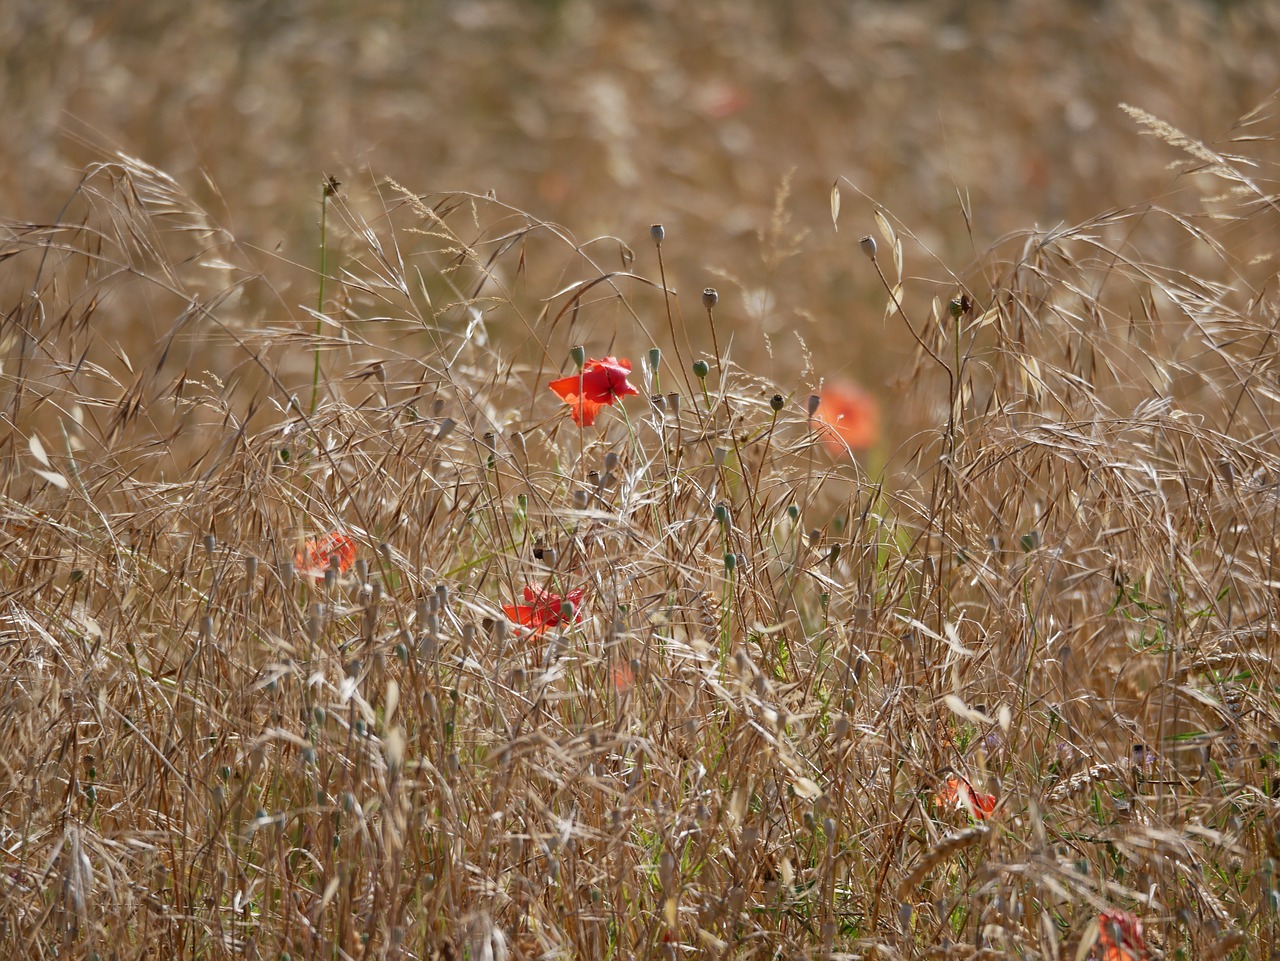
{"left": 3, "top": 1, "right": 1280, "bottom": 959}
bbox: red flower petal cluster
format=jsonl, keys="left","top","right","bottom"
{"left": 934, "top": 775, "right": 997, "bottom": 819}
{"left": 295, "top": 531, "right": 357, "bottom": 580}
{"left": 502, "top": 585, "right": 586, "bottom": 635}
{"left": 1095, "top": 910, "right": 1147, "bottom": 961}
{"left": 549, "top": 357, "right": 639, "bottom": 426}
{"left": 812, "top": 381, "right": 880, "bottom": 456}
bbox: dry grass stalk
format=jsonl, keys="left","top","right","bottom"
{"left": 4, "top": 65, "right": 1280, "bottom": 959}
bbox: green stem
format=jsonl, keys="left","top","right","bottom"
{"left": 310, "top": 177, "right": 332, "bottom": 415}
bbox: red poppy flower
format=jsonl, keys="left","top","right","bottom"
{"left": 502, "top": 585, "right": 586, "bottom": 635}
{"left": 934, "top": 775, "right": 997, "bottom": 819}
{"left": 549, "top": 357, "right": 639, "bottom": 426}
{"left": 1095, "top": 910, "right": 1147, "bottom": 961}
{"left": 295, "top": 531, "right": 357, "bottom": 580}
{"left": 812, "top": 381, "right": 880, "bottom": 456}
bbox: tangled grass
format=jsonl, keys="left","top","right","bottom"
{"left": 2, "top": 105, "right": 1280, "bottom": 959}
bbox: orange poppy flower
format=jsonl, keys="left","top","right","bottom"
{"left": 612, "top": 661, "right": 635, "bottom": 693}
{"left": 549, "top": 357, "right": 639, "bottom": 426}
{"left": 295, "top": 531, "right": 357, "bottom": 580}
{"left": 934, "top": 775, "right": 997, "bottom": 819}
{"left": 502, "top": 585, "right": 586, "bottom": 635}
{"left": 1095, "top": 910, "right": 1147, "bottom": 961}
{"left": 812, "top": 381, "right": 880, "bottom": 456}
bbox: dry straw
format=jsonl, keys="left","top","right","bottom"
{"left": 4, "top": 79, "right": 1280, "bottom": 958}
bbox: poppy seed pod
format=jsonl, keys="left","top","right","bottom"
{"left": 692, "top": 360, "right": 710, "bottom": 379}
{"left": 770, "top": 393, "right": 784, "bottom": 412}
{"left": 650, "top": 224, "right": 665, "bottom": 244}
{"left": 859, "top": 235, "right": 877, "bottom": 260}
{"left": 569, "top": 345, "right": 586, "bottom": 368}
{"left": 807, "top": 394, "right": 822, "bottom": 417}
{"left": 702, "top": 288, "right": 719, "bottom": 310}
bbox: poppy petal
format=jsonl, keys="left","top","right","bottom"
{"left": 813, "top": 381, "right": 880, "bottom": 455}
{"left": 295, "top": 531, "right": 357, "bottom": 579}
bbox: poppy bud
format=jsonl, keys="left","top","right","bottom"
{"left": 692, "top": 360, "right": 710, "bottom": 379}
{"left": 724, "top": 552, "right": 737, "bottom": 572}
{"left": 770, "top": 394, "right": 784, "bottom": 412}
{"left": 859, "top": 235, "right": 877, "bottom": 260}
{"left": 650, "top": 224, "right": 665, "bottom": 244}
{"left": 702, "top": 287, "right": 719, "bottom": 310}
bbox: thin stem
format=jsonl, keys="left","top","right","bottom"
{"left": 310, "top": 176, "right": 336, "bottom": 415}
